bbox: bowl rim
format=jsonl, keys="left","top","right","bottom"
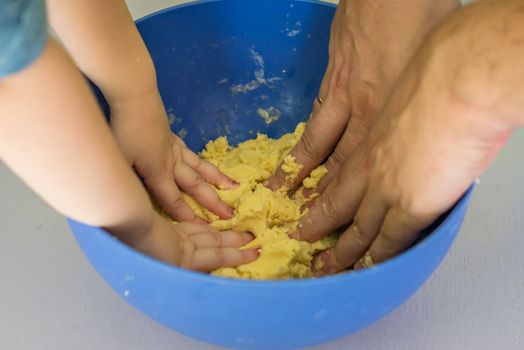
{"left": 135, "top": 0, "right": 338, "bottom": 26}
{"left": 72, "top": 0, "right": 474, "bottom": 288}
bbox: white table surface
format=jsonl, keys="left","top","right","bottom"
{"left": 1, "top": 1, "right": 522, "bottom": 349}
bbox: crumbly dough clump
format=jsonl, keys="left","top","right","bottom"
{"left": 183, "top": 123, "right": 337, "bottom": 279}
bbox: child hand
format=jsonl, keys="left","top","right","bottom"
{"left": 134, "top": 213, "right": 259, "bottom": 271}
{"left": 109, "top": 88, "right": 237, "bottom": 222}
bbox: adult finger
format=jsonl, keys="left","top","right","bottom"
{"left": 358, "top": 207, "right": 434, "bottom": 267}
{"left": 312, "top": 113, "right": 374, "bottom": 196}
{"left": 173, "top": 161, "right": 234, "bottom": 219}
{"left": 189, "top": 231, "right": 254, "bottom": 248}
{"left": 265, "top": 68, "right": 350, "bottom": 191}
{"left": 185, "top": 247, "right": 260, "bottom": 272}
{"left": 315, "top": 58, "right": 333, "bottom": 114}
{"left": 312, "top": 190, "right": 388, "bottom": 275}
{"left": 292, "top": 147, "right": 367, "bottom": 242}
{"left": 181, "top": 147, "right": 238, "bottom": 190}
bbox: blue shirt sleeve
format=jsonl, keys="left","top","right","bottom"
{"left": 0, "top": 0, "right": 47, "bottom": 78}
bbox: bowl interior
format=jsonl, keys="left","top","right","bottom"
{"left": 87, "top": 0, "right": 470, "bottom": 276}
{"left": 94, "top": 0, "right": 334, "bottom": 151}
{"left": 76, "top": 1, "right": 474, "bottom": 348}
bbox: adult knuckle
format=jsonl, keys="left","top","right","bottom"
{"left": 331, "top": 64, "right": 351, "bottom": 92}
{"left": 321, "top": 191, "right": 343, "bottom": 224}
{"left": 377, "top": 230, "right": 398, "bottom": 253}
{"left": 298, "top": 130, "right": 321, "bottom": 161}
{"left": 397, "top": 194, "right": 420, "bottom": 218}
{"left": 329, "top": 148, "right": 347, "bottom": 170}
{"left": 350, "top": 219, "right": 368, "bottom": 247}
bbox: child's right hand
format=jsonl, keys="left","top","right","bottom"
{"left": 109, "top": 87, "right": 238, "bottom": 223}
{"left": 132, "top": 213, "right": 259, "bottom": 271}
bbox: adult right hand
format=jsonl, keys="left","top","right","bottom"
{"left": 266, "top": 0, "right": 460, "bottom": 193}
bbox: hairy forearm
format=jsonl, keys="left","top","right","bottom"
{"left": 0, "top": 38, "right": 153, "bottom": 242}
{"left": 46, "top": 0, "right": 156, "bottom": 102}
{"left": 429, "top": 0, "right": 524, "bottom": 127}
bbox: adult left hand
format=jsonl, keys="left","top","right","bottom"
{"left": 266, "top": 0, "right": 460, "bottom": 193}
{"left": 293, "top": 22, "right": 514, "bottom": 274}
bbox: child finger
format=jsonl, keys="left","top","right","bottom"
{"left": 145, "top": 175, "right": 199, "bottom": 222}
{"left": 189, "top": 231, "right": 254, "bottom": 248}
{"left": 181, "top": 148, "right": 238, "bottom": 190}
{"left": 173, "top": 162, "right": 234, "bottom": 219}
{"left": 187, "top": 247, "right": 260, "bottom": 272}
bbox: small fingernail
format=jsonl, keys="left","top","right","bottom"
{"left": 315, "top": 249, "right": 342, "bottom": 277}
{"left": 248, "top": 246, "right": 261, "bottom": 253}
{"left": 300, "top": 201, "right": 315, "bottom": 213}
{"left": 356, "top": 251, "right": 374, "bottom": 269}
{"left": 243, "top": 248, "right": 261, "bottom": 259}
{"left": 264, "top": 180, "right": 279, "bottom": 191}
{"left": 229, "top": 179, "right": 240, "bottom": 187}
{"left": 312, "top": 252, "right": 329, "bottom": 276}
{"left": 262, "top": 180, "right": 271, "bottom": 188}
{"left": 302, "top": 188, "right": 314, "bottom": 198}
{"left": 289, "top": 231, "right": 300, "bottom": 240}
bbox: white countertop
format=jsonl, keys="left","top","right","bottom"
{"left": 1, "top": 1, "right": 522, "bottom": 349}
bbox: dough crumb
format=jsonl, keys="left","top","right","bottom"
{"left": 257, "top": 107, "right": 281, "bottom": 124}
{"left": 303, "top": 165, "right": 328, "bottom": 189}
{"left": 281, "top": 154, "right": 303, "bottom": 186}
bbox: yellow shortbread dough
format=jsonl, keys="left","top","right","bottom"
{"left": 182, "top": 123, "right": 337, "bottom": 280}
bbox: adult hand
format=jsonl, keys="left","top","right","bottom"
{"left": 266, "top": 0, "right": 460, "bottom": 193}
{"left": 109, "top": 88, "right": 238, "bottom": 222}
{"left": 295, "top": 0, "right": 523, "bottom": 273}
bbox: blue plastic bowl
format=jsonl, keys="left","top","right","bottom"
{"left": 69, "top": 1, "right": 474, "bottom": 349}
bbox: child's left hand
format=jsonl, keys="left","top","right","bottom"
{"left": 109, "top": 88, "right": 237, "bottom": 222}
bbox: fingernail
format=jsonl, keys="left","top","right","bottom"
{"left": 312, "top": 255, "right": 324, "bottom": 274}
{"left": 243, "top": 248, "right": 261, "bottom": 259}
{"left": 229, "top": 179, "right": 240, "bottom": 187}
{"left": 313, "top": 250, "right": 335, "bottom": 276}
{"left": 262, "top": 180, "right": 271, "bottom": 189}
{"left": 247, "top": 246, "right": 261, "bottom": 253}
{"left": 356, "top": 251, "right": 374, "bottom": 269}
{"left": 301, "top": 200, "right": 316, "bottom": 213}
{"left": 289, "top": 231, "right": 300, "bottom": 240}
{"left": 241, "top": 231, "right": 255, "bottom": 240}
{"left": 302, "top": 188, "right": 314, "bottom": 198}
{"left": 263, "top": 179, "right": 278, "bottom": 191}
{"left": 312, "top": 252, "right": 329, "bottom": 276}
